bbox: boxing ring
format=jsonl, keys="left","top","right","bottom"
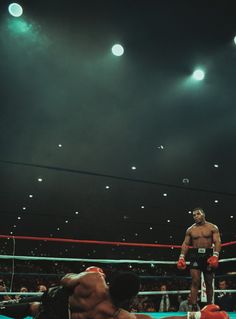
{"left": 1, "top": 312, "right": 236, "bottom": 319}
{"left": 0, "top": 235, "right": 236, "bottom": 319}
{"left": 0, "top": 315, "right": 235, "bottom": 319}
{"left": 0, "top": 315, "right": 236, "bottom": 319}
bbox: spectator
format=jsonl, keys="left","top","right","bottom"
{"left": 215, "top": 280, "right": 234, "bottom": 311}
{"left": 158, "top": 284, "right": 170, "bottom": 312}
{"left": 15, "top": 286, "right": 29, "bottom": 301}
{"left": 179, "top": 294, "right": 200, "bottom": 312}
{"left": 37, "top": 284, "right": 47, "bottom": 292}
{"left": 0, "top": 279, "right": 11, "bottom": 301}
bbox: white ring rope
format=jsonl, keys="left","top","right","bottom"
{"left": 138, "top": 290, "right": 236, "bottom": 295}
{"left": 0, "top": 255, "right": 235, "bottom": 264}
{"left": 218, "top": 258, "right": 236, "bottom": 263}
{"left": 0, "top": 292, "right": 43, "bottom": 296}
{"left": 1, "top": 290, "right": 236, "bottom": 296}
{"left": 0, "top": 255, "right": 180, "bottom": 264}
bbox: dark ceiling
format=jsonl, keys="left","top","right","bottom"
{"left": 0, "top": 0, "right": 236, "bottom": 262}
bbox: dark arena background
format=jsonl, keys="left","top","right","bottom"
{"left": 0, "top": 0, "right": 236, "bottom": 318}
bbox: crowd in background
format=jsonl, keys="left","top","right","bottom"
{"left": 0, "top": 262, "right": 235, "bottom": 312}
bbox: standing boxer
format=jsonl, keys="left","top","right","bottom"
{"left": 177, "top": 208, "right": 221, "bottom": 309}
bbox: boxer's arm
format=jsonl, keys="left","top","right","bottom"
{"left": 68, "top": 272, "right": 108, "bottom": 311}
{"left": 177, "top": 228, "right": 191, "bottom": 270}
{"left": 207, "top": 225, "right": 221, "bottom": 268}
{"left": 61, "top": 273, "right": 85, "bottom": 288}
{"left": 180, "top": 228, "right": 191, "bottom": 257}
{"left": 63, "top": 272, "right": 107, "bottom": 293}
{"left": 61, "top": 272, "right": 103, "bottom": 291}
{"left": 212, "top": 225, "right": 221, "bottom": 254}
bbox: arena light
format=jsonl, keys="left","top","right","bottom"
{"left": 182, "top": 178, "right": 189, "bottom": 184}
{"left": 111, "top": 44, "right": 124, "bottom": 56}
{"left": 234, "top": 36, "right": 236, "bottom": 45}
{"left": 8, "top": 3, "right": 23, "bottom": 17}
{"left": 192, "top": 69, "right": 205, "bottom": 81}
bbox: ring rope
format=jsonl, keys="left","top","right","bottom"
{"left": 139, "top": 290, "right": 236, "bottom": 295}
{"left": 218, "top": 258, "right": 236, "bottom": 263}
{"left": 0, "top": 255, "right": 235, "bottom": 264}
{"left": 1, "top": 290, "right": 236, "bottom": 296}
{"left": 1, "top": 272, "right": 235, "bottom": 280}
{"left": 0, "top": 255, "right": 181, "bottom": 264}
{"left": 0, "top": 291, "right": 43, "bottom": 303}
{"left": 0, "top": 235, "right": 236, "bottom": 248}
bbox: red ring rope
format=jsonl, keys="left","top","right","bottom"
{"left": 0, "top": 235, "right": 235, "bottom": 248}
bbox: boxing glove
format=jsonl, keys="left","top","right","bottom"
{"left": 207, "top": 254, "right": 219, "bottom": 268}
{"left": 188, "top": 304, "right": 229, "bottom": 319}
{"left": 177, "top": 255, "right": 186, "bottom": 270}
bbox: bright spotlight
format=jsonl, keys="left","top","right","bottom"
{"left": 8, "top": 3, "right": 23, "bottom": 17}
{"left": 111, "top": 44, "right": 124, "bottom": 56}
{"left": 234, "top": 36, "right": 236, "bottom": 45}
{"left": 193, "top": 69, "right": 205, "bottom": 81}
